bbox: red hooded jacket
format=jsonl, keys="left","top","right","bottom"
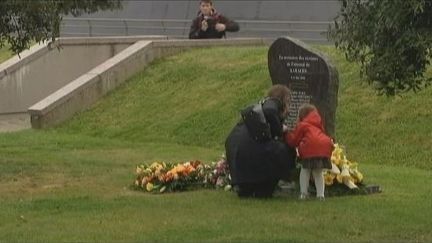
{"left": 285, "top": 110, "right": 333, "bottom": 159}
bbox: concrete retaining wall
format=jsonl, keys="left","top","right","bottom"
{"left": 0, "top": 36, "right": 166, "bottom": 114}
{"left": 27, "top": 37, "right": 267, "bottom": 129}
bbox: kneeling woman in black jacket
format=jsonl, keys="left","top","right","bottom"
{"left": 225, "top": 84, "right": 296, "bottom": 198}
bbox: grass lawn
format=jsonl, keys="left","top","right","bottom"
{"left": 0, "top": 46, "right": 431, "bottom": 242}
{"left": 0, "top": 44, "right": 13, "bottom": 63}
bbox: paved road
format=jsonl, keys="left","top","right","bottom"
{"left": 74, "top": 0, "right": 340, "bottom": 21}
{"left": 61, "top": 0, "right": 341, "bottom": 42}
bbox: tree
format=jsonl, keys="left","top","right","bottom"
{"left": 330, "top": 0, "right": 432, "bottom": 96}
{"left": 0, "top": 0, "right": 122, "bottom": 54}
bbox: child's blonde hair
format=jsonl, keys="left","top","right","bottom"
{"left": 298, "top": 103, "right": 316, "bottom": 121}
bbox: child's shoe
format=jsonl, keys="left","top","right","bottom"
{"left": 317, "top": 196, "right": 325, "bottom": 201}
{"left": 299, "top": 193, "right": 309, "bottom": 200}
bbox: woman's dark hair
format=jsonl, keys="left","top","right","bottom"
{"left": 298, "top": 103, "right": 316, "bottom": 120}
{"left": 200, "top": 0, "right": 213, "bottom": 4}
{"left": 267, "top": 84, "right": 291, "bottom": 109}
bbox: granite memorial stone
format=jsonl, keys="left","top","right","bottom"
{"left": 268, "top": 37, "right": 339, "bottom": 137}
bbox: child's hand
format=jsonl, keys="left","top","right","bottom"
{"left": 330, "top": 137, "right": 336, "bottom": 149}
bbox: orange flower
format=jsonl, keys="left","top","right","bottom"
{"left": 141, "top": 177, "right": 149, "bottom": 186}
{"left": 183, "top": 165, "right": 196, "bottom": 175}
{"left": 164, "top": 173, "right": 173, "bottom": 182}
{"left": 190, "top": 160, "right": 202, "bottom": 168}
{"left": 173, "top": 164, "right": 186, "bottom": 174}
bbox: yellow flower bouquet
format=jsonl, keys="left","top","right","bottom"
{"left": 324, "top": 144, "right": 364, "bottom": 190}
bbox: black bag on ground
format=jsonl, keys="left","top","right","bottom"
{"left": 241, "top": 99, "right": 272, "bottom": 142}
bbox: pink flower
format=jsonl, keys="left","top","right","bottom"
{"left": 216, "top": 177, "right": 225, "bottom": 187}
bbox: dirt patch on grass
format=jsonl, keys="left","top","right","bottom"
{"left": 0, "top": 174, "right": 68, "bottom": 196}
{"left": 0, "top": 113, "right": 31, "bottom": 133}
{"left": 0, "top": 171, "right": 128, "bottom": 200}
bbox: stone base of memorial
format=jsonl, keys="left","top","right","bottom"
{"left": 306, "top": 184, "right": 382, "bottom": 197}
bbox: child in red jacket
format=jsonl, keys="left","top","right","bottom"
{"left": 285, "top": 104, "right": 333, "bottom": 200}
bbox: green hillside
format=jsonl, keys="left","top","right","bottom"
{"left": 59, "top": 45, "right": 432, "bottom": 170}
{"left": 0, "top": 45, "right": 431, "bottom": 242}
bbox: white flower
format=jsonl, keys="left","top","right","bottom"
{"left": 216, "top": 177, "right": 224, "bottom": 187}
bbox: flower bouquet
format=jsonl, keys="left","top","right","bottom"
{"left": 204, "top": 158, "right": 232, "bottom": 191}
{"left": 134, "top": 157, "right": 231, "bottom": 193}
{"left": 134, "top": 145, "right": 371, "bottom": 196}
{"left": 322, "top": 144, "right": 368, "bottom": 195}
